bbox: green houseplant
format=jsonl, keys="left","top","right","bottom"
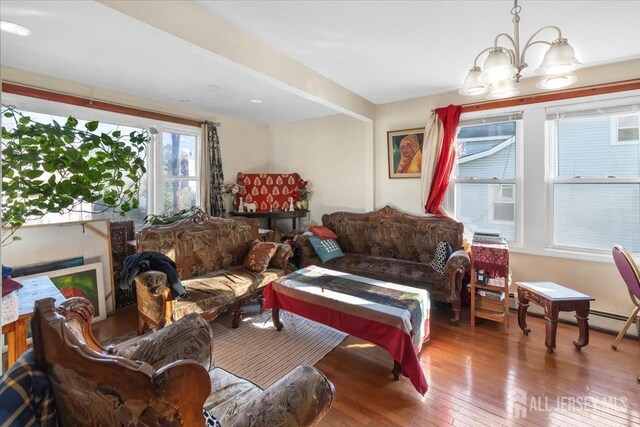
{"left": 1, "top": 106, "right": 149, "bottom": 245}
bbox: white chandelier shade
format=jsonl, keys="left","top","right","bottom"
{"left": 460, "top": 0, "right": 581, "bottom": 98}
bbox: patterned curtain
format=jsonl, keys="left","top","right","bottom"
{"left": 200, "top": 123, "right": 225, "bottom": 217}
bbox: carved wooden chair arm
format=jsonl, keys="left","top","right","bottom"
{"left": 223, "top": 366, "right": 335, "bottom": 427}
{"left": 445, "top": 249, "right": 471, "bottom": 299}
{"left": 118, "top": 313, "right": 214, "bottom": 371}
{"left": 135, "top": 273, "right": 174, "bottom": 329}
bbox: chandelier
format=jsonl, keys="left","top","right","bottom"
{"left": 460, "top": 0, "right": 581, "bottom": 99}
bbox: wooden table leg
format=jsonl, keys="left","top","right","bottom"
{"left": 272, "top": 308, "right": 283, "bottom": 331}
{"left": 292, "top": 217, "right": 297, "bottom": 231}
{"left": 268, "top": 218, "right": 273, "bottom": 230}
{"left": 574, "top": 303, "right": 590, "bottom": 350}
{"left": 392, "top": 360, "right": 401, "bottom": 381}
{"left": 544, "top": 302, "right": 560, "bottom": 353}
{"left": 517, "top": 291, "right": 531, "bottom": 335}
{"left": 6, "top": 318, "right": 28, "bottom": 367}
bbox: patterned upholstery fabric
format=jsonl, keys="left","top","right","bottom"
{"left": 117, "top": 313, "right": 214, "bottom": 371}
{"left": 173, "top": 267, "right": 282, "bottom": 321}
{"left": 243, "top": 240, "right": 278, "bottom": 272}
{"left": 0, "top": 350, "right": 58, "bottom": 427}
{"left": 135, "top": 212, "right": 292, "bottom": 329}
{"left": 295, "top": 206, "right": 470, "bottom": 305}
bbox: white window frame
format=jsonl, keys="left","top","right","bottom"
{"left": 155, "top": 126, "right": 201, "bottom": 214}
{"left": 610, "top": 113, "right": 640, "bottom": 146}
{"left": 447, "top": 117, "right": 523, "bottom": 244}
{"left": 2, "top": 93, "right": 202, "bottom": 223}
{"left": 547, "top": 107, "right": 640, "bottom": 255}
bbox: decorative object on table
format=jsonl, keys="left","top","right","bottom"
{"left": 1, "top": 106, "right": 149, "bottom": 246}
{"left": 223, "top": 182, "right": 244, "bottom": 213}
{"left": 516, "top": 281, "right": 594, "bottom": 353}
{"left": 110, "top": 220, "right": 136, "bottom": 309}
{"left": 292, "top": 178, "right": 311, "bottom": 210}
{"left": 238, "top": 196, "right": 244, "bottom": 212}
{"left": 17, "top": 263, "right": 106, "bottom": 322}
{"left": 244, "top": 202, "right": 257, "bottom": 213}
{"left": 610, "top": 245, "right": 640, "bottom": 350}
{"left": 470, "top": 236, "right": 510, "bottom": 333}
{"left": 289, "top": 197, "right": 295, "bottom": 212}
{"left": 459, "top": 0, "right": 581, "bottom": 99}
{"left": 387, "top": 128, "right": 424, "bottom": 178}
{"left": 236, "top": 172, "right": 304, "bottom": 212}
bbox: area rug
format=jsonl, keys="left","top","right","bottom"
{"left": 106, "top": 302, "right": 347, "bottom": 389}
{"left": 210, "top": 303, "right": 347, "bottom": 389}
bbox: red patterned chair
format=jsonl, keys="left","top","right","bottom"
{"left": 236, "top": 172, "right": 302, "bottom": 212}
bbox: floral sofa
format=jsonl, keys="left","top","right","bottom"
{"left": 295, "top": 206, "right": 470, "bottom": 323}
{"left": 135, "top": 210, "right": 293, "bottom": 334}
{"left": 0, "top": 297, "right": 335, "bottom": 426}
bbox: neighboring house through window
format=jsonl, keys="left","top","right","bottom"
{"left": 447, "top": 113, "right": 522, "bottom": 242}
{"left": 547, "top": 102, "right": 640, "bottom": 252}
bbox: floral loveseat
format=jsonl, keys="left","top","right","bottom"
{"left": 295, "top": 206, "right": 470, "bottom": 323}
{"left": 135, "top": 210, "right": 293, "bottom": 334}
{"left": 0, "top": 297, "right": 334, "bottom": 426}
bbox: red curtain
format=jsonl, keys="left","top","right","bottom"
{"left": 425, "top": 105, "right": 462, "bottom": 215}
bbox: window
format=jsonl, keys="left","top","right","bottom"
{"left": 1, "top": 99, "right": 201, "bottom": 228}
{"left": 160, "top": 130, "right": 199, "bottom": 213}
{"left": 447, "top": 113, "right": 522, "bottom": 242}
{"left": 611, "top": 113, "right": 640, "bottom": 145}
{"left": 548, "top": 104, "right": 640, "bottom": 252}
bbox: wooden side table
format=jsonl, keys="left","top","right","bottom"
{"left": 230, "top": 210, "right": 309, "bottom": 231}
{"left": 2, "top": 276, "right": 65, "bottom": 366}
{"left": 516, "top": 281, "right": 594, "bottom": 353}
{"left": 470, "top": 240, "right": 510, "bottom": 334}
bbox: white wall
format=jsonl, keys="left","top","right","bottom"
{"left": 269, "top": 114, "right": 370, "bottom": 226}
{"left": 374, "top": 59, "right": 640, "bottom": 319}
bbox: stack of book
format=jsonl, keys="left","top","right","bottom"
{"left": 472, "top": 231, "right": 506, "bottom": 245}
{"left": 467, "top": 284, "right": 506, "bottom": 313}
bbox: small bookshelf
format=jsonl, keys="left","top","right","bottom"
{"left": 470, "top": 237, "right": 510, "bottom": 334}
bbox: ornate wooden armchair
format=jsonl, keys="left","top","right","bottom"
{"left": 30, "top": 297, "right": 335, "bottom": 426}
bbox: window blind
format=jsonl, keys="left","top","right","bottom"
{"left": 546, "top": 97, "right": 640, "bottom": 120}
{"left": 459, "top": 112, "right": 523, "bottom": 127}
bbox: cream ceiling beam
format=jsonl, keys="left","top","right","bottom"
{"left": 98, "top": 0, "right": 375, "bottom": 122}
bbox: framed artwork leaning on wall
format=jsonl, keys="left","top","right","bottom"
{"left": 387, "top": 128, "right": 424, "bottom": 178}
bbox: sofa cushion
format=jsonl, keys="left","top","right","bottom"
{"left": 172, "top": 266, "right": 281, "bottom": 321}
{"left": 308, "top": 225, "right": 337, "bottom": 240}
{"left": 205, "top": 368, "right": 261, "bottom": 425}
{"left": 308, "top": 236, "right": 344, "bottom": 263}
{"left": 243, "top": 240, "right": 278, "bottom": 272}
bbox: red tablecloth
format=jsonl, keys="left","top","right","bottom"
{"left": 471, "top": 241, "right": 510, "bottom": 277}
{"left": 263, "top": 266, "right": 430, "bottom": 394}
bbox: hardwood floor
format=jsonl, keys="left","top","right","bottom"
{"left": 94, "top": 302, "right": 640, "bottom": 426}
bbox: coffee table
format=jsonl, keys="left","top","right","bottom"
{"left": 263, "top": 266, "right": 430, "bottom": 394}
{"left": 516, "top": 281, "right": 594, "bottom": 353}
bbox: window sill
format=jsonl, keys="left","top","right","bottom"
{"left": 508, "top": 245, "right": 615, "bottom": 264}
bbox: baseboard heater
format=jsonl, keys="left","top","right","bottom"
{"left": 504, "top": 293, "right": 638, "bottom": 339}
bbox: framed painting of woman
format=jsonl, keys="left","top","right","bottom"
{"left": 387, "top": 128, "right": 424, "bottom": 178}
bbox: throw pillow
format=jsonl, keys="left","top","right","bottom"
{"left": 243, "top": 240, "right": 278, "bottom": 272}
{"left": 203, "top": 409, "right": 221, "bottom": 427}
{"left": 2, "top": 275, "right": 23, "bottom": 297}
{"left": 308, "top": 225, "right": 338, "bottom": 240}
{"left": 308, "top": 236, "right": 345, "bottom": 263}
{"left": 428, "top": 241, "right": 453, "bottom": 275}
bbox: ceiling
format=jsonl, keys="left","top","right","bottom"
{"left": 200, "top": 0, "right": 640, "bottom": 104}
{"left": 0, "top": 0, "right": 337, "bottom": 124}
{"left": 1, "top": 1, "right": 639, "bottom": 124}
